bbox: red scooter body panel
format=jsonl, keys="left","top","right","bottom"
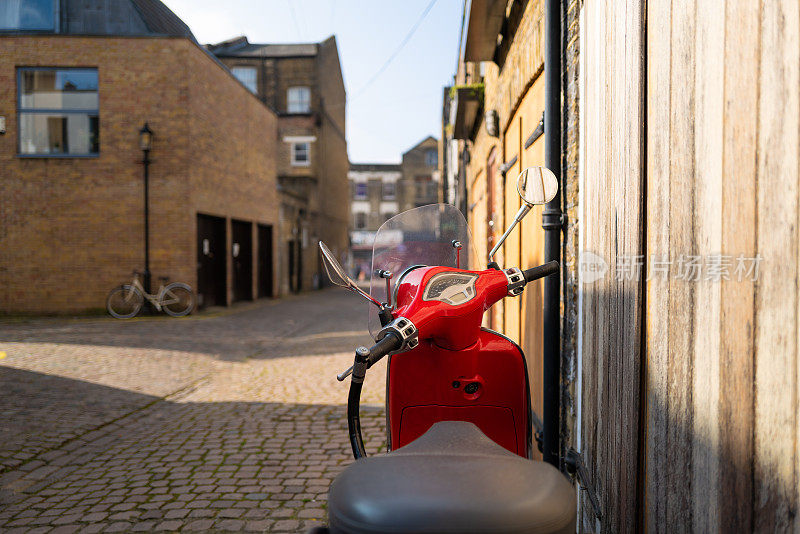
{"left": 387, "top": 329, "right": 531, "bottom": 458}
{"left": 392, "top": 266, "right": 509, "bottom": 350}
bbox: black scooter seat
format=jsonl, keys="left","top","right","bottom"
{"left": 327, "top": 421, "right": 576, "bottom": 534}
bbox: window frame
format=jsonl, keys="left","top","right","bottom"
{"left": 382, "top": 181, "right": 396, "bottom": 200}
{"left": 287, "top": 86, "right": 311, "bottom": 114}
{"left": 425, "top": 149, "right": 438, "bottom": 167}
{"left": 16, "top": 66, "right": 100, "bottom": 158}
{"left": 354, "top": 182, "right": 368, "bottom": 200}
{"left": 231, "top": 66, "right": 258, "bottom": 94}
{"left": 291, "top": 141, "right": 310, "bottom": 167}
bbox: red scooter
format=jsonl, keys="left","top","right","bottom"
{"left": 315, "top": 167, "right": 575, "bottom": 534}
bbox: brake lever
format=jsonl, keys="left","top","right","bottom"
{"left": 337, "top": 365, "right": 354, "bottom": 382}
{"left": 336, "top": 344, "right": 387, "bottom": 381}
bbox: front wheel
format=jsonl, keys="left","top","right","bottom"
{"left": 107, "top": 285, "right": 144, "bottom": 319}
{"left": 161, "top": 283, "right": 195, "bottom": 317}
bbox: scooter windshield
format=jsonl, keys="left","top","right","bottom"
{"left": 368, "top": 203, "right": 478, "bottom": 338}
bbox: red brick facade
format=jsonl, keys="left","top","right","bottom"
{"left": 0, "top": 36, "right": 279, "bottom": 313}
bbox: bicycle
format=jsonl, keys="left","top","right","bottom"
{"left": 107, "top": 271, "right": 195, "bottom": 319}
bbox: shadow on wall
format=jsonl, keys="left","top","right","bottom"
{"left": 578, "top": 283, "right": 795, "bottom": 533}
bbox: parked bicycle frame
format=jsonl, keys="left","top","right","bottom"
{"left": 106, "top": 271, "right": 195, "bottom": 319}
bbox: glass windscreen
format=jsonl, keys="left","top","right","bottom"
{"left": 368, "top": 204, "right": 478, "bottom": 338}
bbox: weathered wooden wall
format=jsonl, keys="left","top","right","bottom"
{"left": 578, "top": 1, "right": 646, "bottom": 531}
{"left": 581, "top": 0, "right": 800, "bottom": 531}
{"left": 645, "top": 0, "right": 800, "bottom": 532}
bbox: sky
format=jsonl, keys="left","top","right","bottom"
{"left": 160, "top": 0, "right": 465, "bottom": 164}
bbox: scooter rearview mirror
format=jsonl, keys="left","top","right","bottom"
{"left": 318, "top": 241, "right": 384, "bottom": 308}
{"left": 319, "top": 241, "right": 350, "bottom": 287}
{"left": 516, "top": 166, "right": 559, "bottom": 206}
{"left": 489, "top": 167, "right": 559, "bottom": 266}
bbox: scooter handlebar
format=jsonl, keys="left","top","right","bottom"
{"left": 336, "top": 332, "right": 403, "bottom": 382}
{"left": 367, "top": 332, "right": 403, "bottom": 361}
{"left": 522, "top": 261, "right": 559, "bottom": 283}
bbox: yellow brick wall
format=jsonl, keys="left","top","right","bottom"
{"left": 461, "top": 0, "right": 547, "bottom": 449}
{"left": 0, "top": 36, "right": 279, "bottom": 313}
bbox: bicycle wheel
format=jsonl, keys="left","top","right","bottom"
{"left": 107, "top": 285, "right": 144, "bottom": 319}
{"left": 161, "top": 283, "right": 195, "bottom": 317}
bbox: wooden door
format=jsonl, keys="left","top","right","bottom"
{"left": 231, "top": 220, "right": 253, "bottom": 302}
{"left": 196, "top": 214, "right": 226, "bottom": 308}
{"left": 257, "top": 224, "right": 273, "bottom": 298}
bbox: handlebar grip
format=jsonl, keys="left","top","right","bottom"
{"left": 522, "top": 261, "right": 559, "bottom": 283}
{"left": 368, "top": 331, "right": 403, "bottom": 361}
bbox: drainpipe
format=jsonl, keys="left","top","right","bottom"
{"left": 542, "top": 0, "right": 563, "bottom": 469}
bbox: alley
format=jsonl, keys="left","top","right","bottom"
{"left": 0, "top": 290, "right": 387, "bottom": 533}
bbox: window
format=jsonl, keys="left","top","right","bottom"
{"left": 231, "top": 66, "right": 257, "bottom": 93}
{"left": 18, "top": 68, "right": 99, "bottom": 156}
{"left": 354, "top": 183, "right": 367, "bottom": 199}
{"left": 425, "top": 149, "right": 438, "bottom": 167}
{"left": 382, "top": 181, "right": 395, "bottom": 200}
{"left": 291, "top": 142, "right": 310, "bottom": 166}
{"left": 0, "top": 0, "right": 56, "bottom": 31}
{"left": 287, "top": 86, "right": 311, "bottom": 113}
{"left": 355, "top": 212, "right": 367, "bottom": 229}
{"left": 383, "top": 212, "right": 394, "bottom": 222}
{"left": 415, "top": 175, "right": 431, "bottom": 198}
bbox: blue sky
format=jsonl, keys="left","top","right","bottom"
{"left": 160, "top": 0, "right": 464, "bottom": 163}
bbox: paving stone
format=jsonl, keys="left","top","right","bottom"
{"left": 183, "top": 519, "right": 215, "bottom": 531}
{"left": 104, "top": 522, "right": 132, "bottom": 532}
{"left": 154, "top": 520, "right": 184, "bottom": 531}
{"left": 244, "top": 519, "right": 273, "bottom": 531}
{"left": 215, "top": 519, "right": 245, "bottom": 531}
{"left": 0, "top": 291, "right": 385, "bottom": 532}
{"left": 272, "top": 519, "right": 302, "bottom": 532}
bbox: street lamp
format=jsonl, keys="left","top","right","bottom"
{"left": 139, "top": 123, "right": 153, "bottom": 297}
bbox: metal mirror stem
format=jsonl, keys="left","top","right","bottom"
{"left": 319, "top": 241, "right": 383, "bottom": 308}
{"left": 488, "top": 203, "right": 532, "bottom": 264}
{"left": 452, "top": 240, "right": 463, "bottom": 269}
{"left": 348, "top": 281, "right": 383, "bottom": 308}
{"left": 378, "top": 270, "right": 393, "bottom": 308}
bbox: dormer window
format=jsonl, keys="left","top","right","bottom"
{"left": 0, "top": 0, "right": 56, "bottom": 31}
{"left": 287, "top": 86, "right": 311, "bottom": 113}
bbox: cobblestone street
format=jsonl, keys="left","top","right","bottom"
{"left": 0, "top": 290, "right": 387, "bottom": 533}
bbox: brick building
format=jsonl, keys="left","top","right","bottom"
{"left": 347, "top": 137, "right": 440, "bottom": 276}
{"left": 347, "top": 163, "right": 402, "bottom": 278}
{"left": 209, "top": 36, "right": 349, "bottom": 294}
{"left": 0, "top": 0, "right": 279, "bottom": 313}
{"left": 398, "top": 136, "right": 440, "bottom": 211}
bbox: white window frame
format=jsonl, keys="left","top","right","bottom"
{"left": 287, "top": 86, "right": 311, "bottom": 113}
{"left": 284, "top": 135, "right": 315, "bottom": 167}
{"left": 291, "top": 142, "right": 310, "bottom": 166}
{"left": 231, "top": 66, "right": 257, "bottom": 93}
